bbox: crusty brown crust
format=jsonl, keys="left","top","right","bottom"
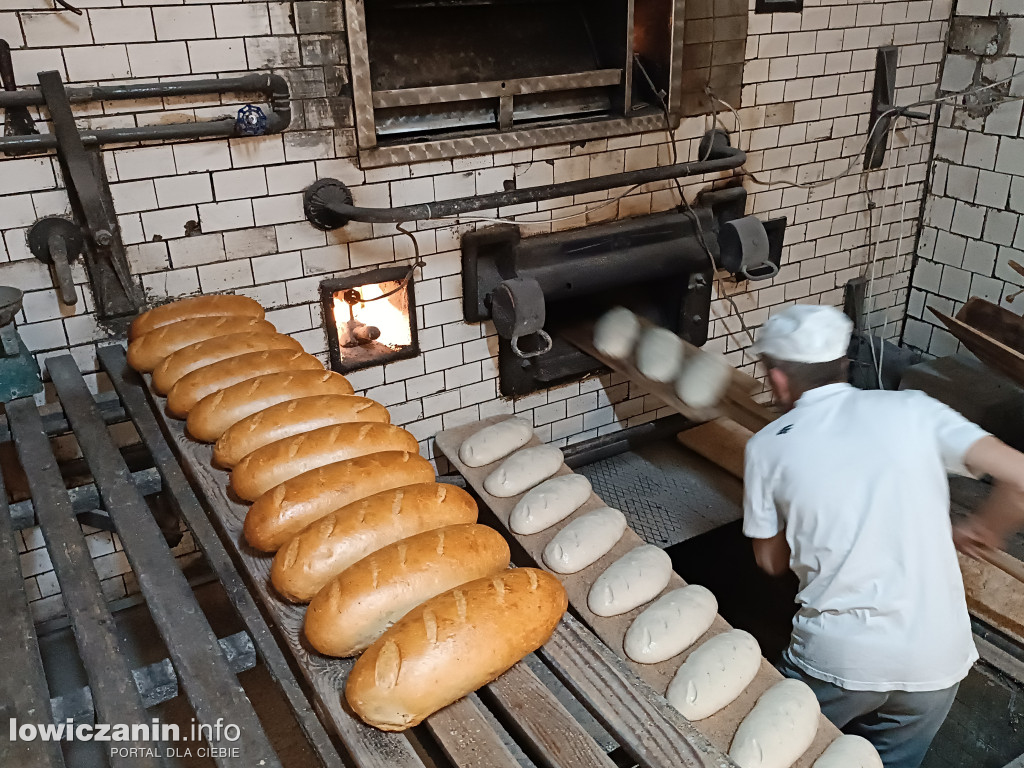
{"left": 127, "top": 316, "right": 275, "bottom": 372}
{"left": 152, "top": 332, "right": 302, "bottom": 395}
{"left": 129, "top": 294, "right": 264, "bottom": 341}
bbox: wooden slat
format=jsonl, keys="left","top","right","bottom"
{"left": 47, "top": 355, "right": 283, "bottom": 768}
{"left": 676, "top": 419, "right": 752, "bottom": 480}
{"left": 0, "top": 460, "right": 66, "bottom": 768}
{"left": 6, "top": 397, "right": 163, "bottom": 768}
{"left": 425, "top": 695, "right": 524, "bottom": 768}
{"left": 484, "top": 660, "right": 619, "bottom": 768}
{"left": 138, "top": 379, "right": 429, "bottom": 768}
{"left": 98, "top": 344, "right": 345, "bottom": 768}
{"left": 539, "top": 614, "right": 726, "bottom": 768}
{"left": 435, "top": 417, "right": 840, "bottom": 765}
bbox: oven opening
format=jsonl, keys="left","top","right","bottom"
{"left": 319, "top": 267, "right": 420, "bottom": 375}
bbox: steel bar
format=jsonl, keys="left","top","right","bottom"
{"left": 6, "top": 396, "right": 163, "bottom": 768}
{"left": 98, "top": 344, "right": 345, "bottom": 768}
{"left": 48, "top": 355, "right": 282, "bottom": 768}
{"left": 0, "top": 450, "right": 66, "bottom": 768}
{"left": 307, "top": 130, "right": 744, "bottom": 226}
{"left": 10, "top": 467, "right": 162, "bottom": 530}
{"left": 0, "top": 395, "right": 126, "bottom": 442}
{"left": 372, "top": 70, "right": 623, "bottom": 109}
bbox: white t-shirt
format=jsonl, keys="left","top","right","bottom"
{"left": 743, "top": 383, "right": 988, "bottom": 692}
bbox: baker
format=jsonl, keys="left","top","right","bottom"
{"left": 742, "top": 303, "right": 1024, "bottom": 768}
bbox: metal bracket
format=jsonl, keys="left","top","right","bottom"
{"left": 28, "top": 216, "right": 84, "bottom": 306}
{"left": 864, "top": 47, "right": 930, "bottom": 170}
{"left": 38, "top": 70, "right": 141, "bottom": 318}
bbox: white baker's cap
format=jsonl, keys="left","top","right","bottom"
{"left": 752, "top": 304, "right": 853, "bottom": 363}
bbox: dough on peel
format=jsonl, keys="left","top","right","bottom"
{"left": 594, "top": 306, "right": 641, "bottom": 360}
{"left": 729, "top": 678, "right": 820, "bottom": 768}
{"left": 587, "top": 545, "right": 672, "bottom": 617}
{"left": 675, "top": 351, "right": 732, "bottom": 410}
{"left": 666, "top": 629, "right": 761, "bottom": 721}
{"left": 509, "top": 474, "right": 593, "bottom": 535}
{"left": 636, "top": 327, "right": 685, "bottom": 383}
{"left": 624, "top": 585, "right": 718, "bottom": 664}
{"left": 483, "top": 444, "right": 563, "bottom": 498}
{"left": 542, "top": 506, "right": 627, "bottom": 574}
{"left": 812, "top": 735, "right": 882, "bottom": 768}
{"left": 459, "top": 417, "right": 533, "bottom": 467}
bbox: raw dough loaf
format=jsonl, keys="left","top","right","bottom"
{"left": 231, "top": 422, "right": 419, "bottom": 501}
{"left": 271, "top": 483, "right": 477, "bottom": 602}
{"left": 304, "top": 524, "right": 511, "bottom": 656}
{"left": 666, "top": 629, "right": 761, "bottom": 720}
{"left": 187, "top": 370, "right": 354, "bottom": 443}
{"left": 483, "top": 444, "right": 563, "bottom": 498}
{"left": 345, "top": 568, "right": 567, "bottom": 731}
{"left": 587, "top": 544, "right": 672, "bottom": 617}
{"left": 166, "top": 349, "right": 324, "bottom": 417}
{"left": 542, "top": 506, "right": 627, "bottom": 574}
{"left": 152, "top": 332, "right": 301, "bottom": 395}
{"left": 729, "top": 678, "right": 820, "bottom": 768}
{"left": 509, "top": 474, "right": 593, "bottom": 535}
{"left": 635, "top": 327, "right": 685, "bottom": 383}
{"left": 623, "top": 585, "right": 718, "bottom": 664}
{"left": 459, "top": 417, "right": 533, "bottom": 467}
{"left": 243, "top": 451, "right": 434, "bottom": 552}
{"left": 593, "top": 306, "right": 640, "bottom": 360}
{"left": 127, "top": 316, "right": 275, "bottom": 372}
{"left": 130, "top": 294, "right": 264, "bottom": 341}
{"left": 812, "top": 736, "right": 882, "bottom": 768}
{"left": 212, "top": 394, "right": 387, "bottom": 467}
{"left": 675, "top": 351, "right": 732, "bottom": 410}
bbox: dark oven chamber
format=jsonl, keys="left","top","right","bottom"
{"left": 461, "top": 211, "right": 718, "bottom": 398}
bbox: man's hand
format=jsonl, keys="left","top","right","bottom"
{"left": 752, "top": 532, "right": 791, "bottom": 577}
{"left": 953, "top": 516, "right": 1002, "bottom": 559}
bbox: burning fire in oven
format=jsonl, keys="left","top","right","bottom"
{"left": 320, "top": 267, "right": 420, "bottom": 375}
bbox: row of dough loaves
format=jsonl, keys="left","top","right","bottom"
{"left": 593, "top": 306, "right": 733, "bottom": 411}
{"left": 126, "top": 294, "right": 568, "bottom": 731}
{"left": 457, "top": 417, "right": 880, "bottom": 768}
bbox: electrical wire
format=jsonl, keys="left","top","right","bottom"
{"left": 349, "top": 223, "right": 424, "bottom": 304}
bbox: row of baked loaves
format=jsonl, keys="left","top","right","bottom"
{"left": 126, "top": 293, "right": 568, "bottom": 732}
{"left": 458, "top": 417, "right": 881, "bottom": 768}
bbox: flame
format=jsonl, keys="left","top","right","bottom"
{"left": 333, "top": 281, "right": 411, "bottom": 354}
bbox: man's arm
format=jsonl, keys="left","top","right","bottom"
{"left": 955, "top": 436, "right": 1024, "bottom": 556}
{"left": 752, "top": 532, "right": 791, "bottom": 577}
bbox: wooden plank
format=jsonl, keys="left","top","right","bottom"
{"left": 676, "top": 419, "right": 752, "bottom": 481}
{"left": 47, "top": 355, "right": 283, "bottom": 768}
{"left": 539, "top": 613, "right": 727, "bottom": 768}
{"left": 139, "top": 378, "right": 432, "bottom": 768}
{"left": 959, "top": 552, "right": 1024, "bottom": 647}
{"left": 434, "top": 418, "right": 840, "bottom": 765}
{"left": 98, "top": 344, "right": 346, "bottom": 768}
{"left": 929, "top": 304, "right": 1024, "bottom": 388}
{"left": 6, "top": 397, "right": 163, "bottom": 768}
{"left": 0, "top": 460, "right": 66, "bottom": 768}
{"left": 560, "top": 323, "right": 776, "bottom": 434}
{"left": 425, "top": 695, "right": 523, "bottom": 768}
{"left": 484, "top": 658, "right": 619, "bottom": 768}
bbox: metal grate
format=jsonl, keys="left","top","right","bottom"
{"left": 576, "top": 442, "right": 742, "bottom": 548}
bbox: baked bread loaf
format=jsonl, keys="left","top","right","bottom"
{"left": 243, "top": 451, "right": 435, "bottom": 552}
{"left": 187, "top": 371, "right": 354, "bottom": 443}
{"left": 166, "top": 349, "right": 323, "bottom": 418}
{"left": 271, "top": 482, "right": 477, "bottom": 602}
{"left": 212, "top": 394, "right": 388, "bottom": 468}
{"left": 345, "top": 567, "right": 567, "bottom": 731}
{"left": 152, "top": 332, "right": 302, "bottom": 394}
{"left": 127, "top": 316, "right": 275, "bottom": 372}
{"left": 304, "top": 524, "right": 511, "bottom": 656}
{"left": 231, "top": 422, "right": 419, "bottom": 501}
{"left": 130, "top": 294, "right": 264, "bottom": 341}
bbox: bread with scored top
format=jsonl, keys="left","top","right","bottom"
{"left": 130, "top": 294, "right": 264, "bottom": 341}
{"left": 152, "top": 332, "right": 302, "bottom": 395}
{"left": 127, "top": 315, "right": 275, "bottom": 372}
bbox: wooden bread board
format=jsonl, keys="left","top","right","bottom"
{"left": 435, "top": 416, "right": 841, "bottom": 765}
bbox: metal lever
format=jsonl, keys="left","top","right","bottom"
{"left": 28, "top": 216, "right": 83, "bottom": 306}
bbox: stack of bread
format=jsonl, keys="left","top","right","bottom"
{"left": 126, "top": 294, "right": 568, "bottom": 732}
{"left": 456, "top": 417, "right": 878, "bottom": 768}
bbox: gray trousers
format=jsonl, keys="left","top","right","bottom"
{"left": 778, "top": 653, "right": 959, "bottom": 768}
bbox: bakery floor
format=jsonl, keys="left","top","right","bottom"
{"left": 577, "top": 436, "right": 1024, "bottom": 768}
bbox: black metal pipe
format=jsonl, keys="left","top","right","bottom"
{"left": 304, "top": 129, "right": 746, "bottom": 228}
{"left": 0, "top": 72, "right": 290, "bottom": 153}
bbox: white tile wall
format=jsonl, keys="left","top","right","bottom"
{"left": 0, "top": 0, "right": 953, "bottom": 614}
{"left": 907, "top": 3, "right": 1024, "bottom": 355}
